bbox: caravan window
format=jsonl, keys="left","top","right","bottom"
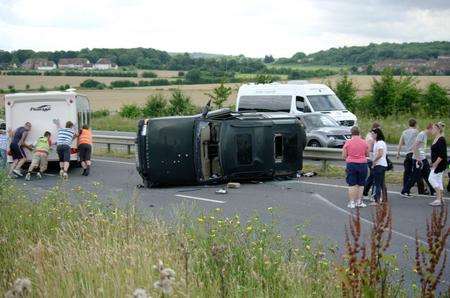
{"left": 238, "top": 95, "right": 292, "bottom": 112}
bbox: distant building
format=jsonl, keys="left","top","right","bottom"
{"left": 22, "top": 58, "right": 56, "bottom": 70}
{"left": 93, "top": 58, "right": 118, "bottom": 70}
{"left": 58, "top": 58, "right": 92, "bottom": 69}
{"left": 373, "top": 57, "right": 450, "bottom": 75}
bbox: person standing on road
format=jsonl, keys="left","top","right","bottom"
{"left": 363, "top": 122, "right": 380, "bottom": 200}
{"left": 8, "top": 122, "right": 32, "bottom": 177}
{"left": 428, "top": 122, "right": 447, "bottom": 207}
{"left": 371, "top": 128, "right": 388, "bottom": 205}
{"left": 342, "top": 126, "right": 369, "bottom": 209}
{"left": 54, "top": 119, "right": 78, "bottom": 180}
{"left": 0, "top": 123, "right": 8, "bottom": 170}
{"left": 404, "top": 123, "right": 436, "bottom": 197}
{"left": 397, "top": 118, "right": 421, "bottom": 197}
{"left": 25, "top": 131, "right": 52, "bottom": 181}
{"left": 78, "top": 124, "right": 93, "bottom": 176}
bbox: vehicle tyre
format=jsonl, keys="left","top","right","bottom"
{"left": 308, "top": 140, "right": 322, "bottom": 148}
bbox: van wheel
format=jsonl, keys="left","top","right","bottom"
{"left": 308, "top": 140, "right": 322, "bottom": 147}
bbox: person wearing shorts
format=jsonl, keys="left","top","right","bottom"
{"left": 78, "top": 125, "right": 93, "bottom": 176}
{"left": 54, "top": 119, "right": 77, "bottom": 179}
{"left": 25, "top": 131, "right": 52, "bottom": 181}
{"left": 343, "top": 126, "right": 369, "bottom": 209}
{"left": 429, "top": 122, "right": 447, "bottom": 207}
{"left": 8, "top": 122, "right": 32, "bottom": 177}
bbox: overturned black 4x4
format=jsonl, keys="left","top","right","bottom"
{"left": 136, "top": 109, "right": 306, "bottom": 187}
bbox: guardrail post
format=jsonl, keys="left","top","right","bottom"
{"left": 321, "top": 160, "right": 328, "bottom": 173}
{"left": 107, "top": 143, "right": 111, "bottom": 153}
{"left": 127, "top": 145, "right": 131, "bottom": 155}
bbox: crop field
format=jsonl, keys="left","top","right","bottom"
{"left": 1, "top": 75, "right": 449, "bottom": 111}
{"left": 0, "top": 70, "right": 180, "bottom": 90}
{"left": 80, "top": 83, "right": 240, "bottom": 110}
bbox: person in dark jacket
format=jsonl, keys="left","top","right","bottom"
{"left": 428, "top": 122, "right": 447, "bottom": 206}
{"left": 8, "top": 122, "right": 32, "bottom": 177}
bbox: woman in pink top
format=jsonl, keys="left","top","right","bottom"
{"left": 342, "top": 126, "right": 369, "bottom": 209}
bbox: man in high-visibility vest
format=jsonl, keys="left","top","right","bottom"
{"left": 25, "top": 131, "right": 52, "bottom": 181}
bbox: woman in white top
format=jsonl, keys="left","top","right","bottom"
{"left": 371, "top": 128, "right": 387, "bottom": 204}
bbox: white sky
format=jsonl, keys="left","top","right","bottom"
{"left": 0, "top": 0, "right": 449, "bottom": 57}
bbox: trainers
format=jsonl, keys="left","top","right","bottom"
{"left": 13, "top": 169, "right": 23, "bottom": 177}
{"left": 400, "top": 192, "right": 412, "bottom": 198}
{"left": 429, "top": 200, "right": 443, "bottom": 207}
{"left": 369, "top": 202, "right": 379, "bottom": 206}
{"left": 59, "top": 169, "right": 64, "bottom": 177}
{"left": 85, "top": 167, "right": 90, "bottom": 176}
{"left": 36, "top": 172, "right": 42, "bottom": 179}
{"left": 62, "top": 172, "right": 68, "bottom": 180}
{"left": 82, "top": 168, "right": 87, "bottom": 176}
{"left": 347, "top": 201, "right": 356, "bottom": 209}
{"left": 25, "top": 172, "right": 31, "bottom": 181}
{"left": 356, "top": 200, "right": 367, "bottom": 208}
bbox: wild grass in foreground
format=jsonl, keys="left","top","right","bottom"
{"left": 0, "top": 171, "right": 448, "bottom": 297}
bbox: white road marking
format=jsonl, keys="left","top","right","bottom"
{"left": 93, "top": 158, "right": 135, "bottom": 166}
{"left": 299, "top": 180, "right": 450, "bottom": 201}
{"left": 175, "top": 194, "right": 226, "bottom": 204}
{"left": 312, "top": 193, "right": 450, "bottom": 253}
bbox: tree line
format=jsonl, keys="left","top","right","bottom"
{"left": 333, "top": 69, "right": 450, "bottom": 117}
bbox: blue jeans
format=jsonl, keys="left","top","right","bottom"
{"left": 373, "top": 165, "right": 387, "bottom": 202}
{"left": 0, "top": 149, "right": 6, "bottom": 169}
{"left": 363, "top": 160, "right": 374, "bottom": 196}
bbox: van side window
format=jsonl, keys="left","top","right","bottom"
{"left": 236, "top": 134, "right": 252, "bottom": 165}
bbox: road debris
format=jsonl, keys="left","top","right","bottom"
{"left": 227, "top": 182, "right": 241, "bottom": 189}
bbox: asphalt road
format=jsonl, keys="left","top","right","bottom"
{"left": 15, "top": 156, "right": 450, "bottom": 288}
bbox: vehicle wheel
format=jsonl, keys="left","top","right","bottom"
{"left": 308, "top": 140, "right": 322, "bottom": 148}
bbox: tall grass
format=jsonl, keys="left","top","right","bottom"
{"left": 0, "top": 172, "right": 344, "bottom": 297}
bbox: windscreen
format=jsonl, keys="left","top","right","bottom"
{"left": 307, "top": 94, "right": 346, "bottom": 111}
{"left": 303, "top": 114, "right": 339, "bottom": 128}
{"left": 238, "top": 95, "right": 292, "bottom": 112}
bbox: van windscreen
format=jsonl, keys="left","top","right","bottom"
{"left": 307, "top": 94, "right": 346, "bottom": 111}
{"left": 238, "top": 95, "right": 291, "bottom": 112}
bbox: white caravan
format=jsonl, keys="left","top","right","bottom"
{"left": 4, "top": 90, "right": 91, "bottom": 162}
{"left": 236, "top": 82, "right": 357, "bottom": 126}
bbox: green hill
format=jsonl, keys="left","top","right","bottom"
{"left": 283, "top": 41, "right": 450, "bottom": 66}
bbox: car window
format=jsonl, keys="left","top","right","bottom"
{"left": 236, "top": 134, "right": 252, "bottom": 164}
{"left": 303, "top": 115, "right": 339, "bottom": 128}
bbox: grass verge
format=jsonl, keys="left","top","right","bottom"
{"left": 91, "top": 114, "right": 137, "bottom": 132}
{"left": 0, "top": 171, "right": 414, "bottom": 297}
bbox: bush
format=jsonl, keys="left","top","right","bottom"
{"left": 57, "top": 84, "right": 70, "bottom": 91}
{"left": 142, "top": 71, "right": 157, "bottom": 78}
{"left": 178, "top": 71, "right": 185, "bottom": 77}
{"left": 110, "top": 80, "right": 137, "bottom": 88}
{"left": 256, "top": 74, "right": 278, "bottom": 84}
{"left": 44, "top": 70, "right": 63, "bottom": 76}
{"left": 64, "top": 70, "right": 138, "bottom": 77}
{"left": 80, "top": 79, "right": 105, "bottom": 89}
{"left": 206, "top": 82, "right": 232, "bottom": 108}
{"left": 7, "top": 85, "right": 16, "bottom": 93}
{"left": 119, "top": 103, "right": 141, "bottom": 118}
{"left": 422, "top": 83, "right": 450, "bottom": 117}
{"left": 333, "top": 74, "right": 357, "bottom": 111}
{"left": 38, "top": 85, "right": 46, "bottom": 92}
{"left": 91, "top": 109, "right": 110, "bottom": 118}
{"left": 185, "top": 69, "right": 202, "bottom": 83}
{"left": 5, "top": 70, "right": 39, "bottom": 76}
{"left": 142, "top": 94, "right": 167, "bottom": 117}
{"left": 166, "top": 90, "right": 197, "bottom": 116}
{"left": 137, "top": 79, "right": 170, "bottom": 87}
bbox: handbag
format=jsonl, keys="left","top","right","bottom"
{"left": 386, "top": 157, "right": 394, "bottom": 171}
